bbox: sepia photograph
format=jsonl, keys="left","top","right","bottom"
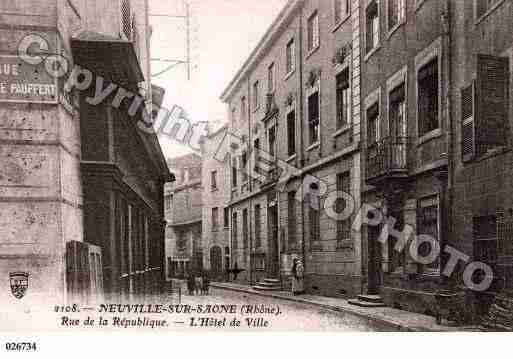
{"left": 0, "top": 0, "right": 512, "bottom": 354}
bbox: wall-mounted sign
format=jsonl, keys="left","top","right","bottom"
{"left": 0, "top": 55, "right": 58, "bottom": 104}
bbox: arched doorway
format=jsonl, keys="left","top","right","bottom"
{"left": 210, "top": 246, "right": 222, "bottom": 279}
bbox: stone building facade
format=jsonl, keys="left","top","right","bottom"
{"left": 220, "top": 0, "right": 363, "bottom": 297}
{"left": 359, "top": 0, "right": 452, "bottom": 313}
{"left": 450, "top": 0, "right": 513, "bottom": 312}
{"left": 0, "top": 0, "right": 171, "bottom": 304}
{"left": 165, "top": 153, "right": 203, "bottom": 280}
{"left": 359, "top": 0, "right": 513, "bottom": 315}
{"left": 201, "top": 126, "right": 231, "bottom": 281}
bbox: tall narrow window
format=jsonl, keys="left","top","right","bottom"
{"left": 241, "top": 96, "right": 246, "bottom": 121}
{"left": 336, "top": 68, "right": 351, "bottom": 129}
{"left": 212, "top": 207, "right": 219, "bottom": 230}
{"left": 335, "top": 0, "right": 350, "bottom": 24}
{"left": 223, "top": 207, "right": 229, "bottom": 228}
{"left": 241, "top": 151, "right": 248, "bottom": 182}
{"left": 475, "top": 54, "right": 509, "bottom": 156}
{"left": 366, "top": 1, "right": 379, "bottom": 54}
{"left": 268, "top": 63, "right": 275, "bottom": 93}
{"left": 231, "top": 158, "right": 238, "bottom": 188}
{"left": 308, "top": 92, "right": 320, "bottom": 144}
{"left": 336, "top": 172, "right": 351, "bottom": 242}
{"left": 388, "top": 0, "right": 405, "bottom": 30}
{"left": 253, "top": 81, "right": 259, "bottom": 109}
{"left": 287, "top": 110, "right": 296, "bottom": 156}
{"left": 288, "top": 191, "right": 297, "bottom": 250}
{"left": 211, "top": 170, "right": 217, "bottom": 190}
{"left": 307, "top": 11, "right": 319, "bottom": 51}
{"left": 242, "top": 208, "right": 248, "bottom": 250}
{"left": 389, "top": 83, "right": 406, "bottom": 138}
{"left": 367, "top": 103, "right": 380, "bottom": 145}
{"left": 254, "top": 204, "right": 261, "bottom": 248}
{"left": 309, "top": 194, "right": 320, "bottom": 243}
{"left": 254, "top": 138, "right": 260, "bottom": 150}
{"left": 417, "top": 196, "right": 440, "bottom": 273}
{"left": 232, "top": 212, "right": 238, "bottom": 250}
{"left": 268, "top": 125, "right": 276, "bottom": 158}
{"left": 286, "top": 39, "right": 295, "bottom": 74}
{"left": 418, "top": 58, "right": 439, "bottom": 137}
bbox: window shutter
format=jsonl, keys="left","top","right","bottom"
{"left": 476, "top": 54, "right": 509, "bottom": 156}
{"left": 461, "top": 81, "right": 476, "bottom": 161}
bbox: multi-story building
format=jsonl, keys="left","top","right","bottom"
{"left": 359, "top": 0, "right": 452, "bottom": 313}
{"left": 164, "top": 153, "right": 203, "bottom": 280}
{"left": 0, "top": 0, "right": 171, "bottom": 304}
{"left": 201, "top": 125, "right": 232, "bottom": 281}
{"left": 450, "top": 0, "right": 513, "bottom": 311}
{"left": 220, "top": 0, "right": 363, "bottom": 297}
{"left": 359, "top": 0, "right": 513, "bottom": 315}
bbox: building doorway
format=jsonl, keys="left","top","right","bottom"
{"left": 267, "top": 193, "right": 279, "bottom": 278}
{"left": 210, "top": 246, "right": 223, "bottom": 280}
{"left": 368, "top": 225, "right": 382, "bottom": 295}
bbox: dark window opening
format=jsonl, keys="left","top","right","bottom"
{"left": 336, "top": 68, "right": 351, "bottom": 129}
{"left": 308, "top": 92, "right": 320, "bottom": 144}
{"left": 287, "top": 110, "right": 296, "bottom": 156}
{"left": 366, "top": 1, "right": 379, "bottom": 53}
{"left": 418, "top": 58, "right": 439, "bottom": 137}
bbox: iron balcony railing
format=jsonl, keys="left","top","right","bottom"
{"left": 366, "top": 136, "right": 409, "bottom": 181}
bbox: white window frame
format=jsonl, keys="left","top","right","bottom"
{"left": 364, "top": 0, "right": 381, "bottom": 60}
{"left": 285, "top": 37, "right": 296, "bottom": 77}
{"left": 306, "top": 77, "right": 321, "bottom": 148}
{"left": 333, "top": 58, "right": 352, "bottom": 136}
{"left": 386, "top": 65, "right": 408, "bottom": 138}
{"left": 364, "top": 87, "right": 382, "bottom": 145}
{"left": 386, "top": 0, "right": 406, "bottom": 36}
{"left": 253, "top": 80, "right": 260, "bottom": 111}
{"left": 415, "top": 37, "right": 442, "bottom": 144}
{"left": 286, "top": 101, "right": 297, "bottom": 159}
{"left": 307, "top": 10, "right": 320, "bottom": 55}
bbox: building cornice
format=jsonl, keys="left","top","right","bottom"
{"left": 220, "top": 0, "right": 303, "bottom": 102}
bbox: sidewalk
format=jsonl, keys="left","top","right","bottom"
{"left": 211, "top": 281, "right": 483, "bottom": 332}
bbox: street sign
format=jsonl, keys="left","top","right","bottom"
{"left": 0, "top": 55, "right": 58, "bottom": 104}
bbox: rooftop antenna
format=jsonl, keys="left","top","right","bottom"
{"left": 149, "top": 0, "right": 194, "bottom": 80}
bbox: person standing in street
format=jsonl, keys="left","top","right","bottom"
{"left": 291, "top": 258, "right": 304, "bottom": 295}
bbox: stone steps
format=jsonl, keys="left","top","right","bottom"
{"left": 252, "top": 278, "right": 281, "bottom": 291}
{"left": 348, "top": 294, "right": 386, "bottom": 308}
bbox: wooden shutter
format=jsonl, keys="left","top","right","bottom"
{"left": 476, "top": 55, "right": 509, "bottom": 156}
{"left": 461, "top": 82, "right": 476, "bottom": 161}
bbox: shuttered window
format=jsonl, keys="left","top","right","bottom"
{"left": 476, "top": 54, "right": 509, "bottom": 157}
{"left": 461, "top": 82, "right": 475, "bottom": 161}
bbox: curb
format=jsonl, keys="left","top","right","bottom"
{"left": 211, "top": 282, "right": 457, "bottom": 332}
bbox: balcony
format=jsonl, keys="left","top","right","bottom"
{"left": 259, "top": 162, "right": 279, "bottom": 189}
{"left": 263, "top": 93, "right": 278, "bottom": 121}
{"left": 366, "top": 136, "right": 410, "bottom": 185}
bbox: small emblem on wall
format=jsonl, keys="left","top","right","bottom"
{"left": 9, "top": 271, "right": 29, "bottom": 299}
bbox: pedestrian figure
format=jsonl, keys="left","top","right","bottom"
{"left": 195, "top": 273, "right": 203, "bottom": 296}
{"left": 233, "top": 261, "right": 240, "bottom": 281}
{"left": 202, "top": 271, "right": 210, "bottom": 295}
{"left": 291, "top": 258, "right": 304, "bottom": 295}
{"left": 187, "top": 272, "right": 195, "bottom": 296}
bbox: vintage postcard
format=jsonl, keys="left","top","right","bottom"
{"left": 1, "top": 0, "right": 513, "bottom": 352}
